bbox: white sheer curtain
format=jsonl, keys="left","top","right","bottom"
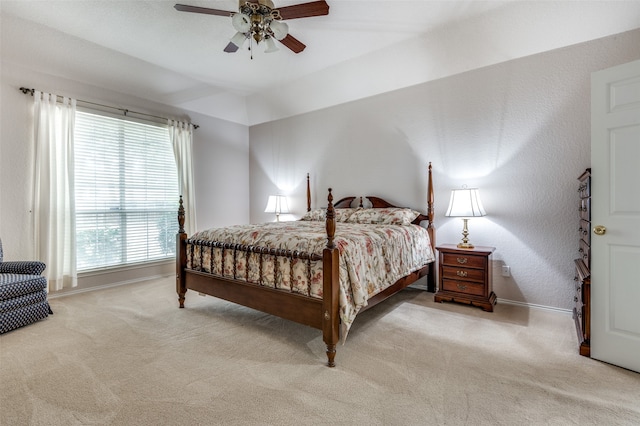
{"left": 169, "top": 120, "right": 196, "bottom": 235}
{"left": 32, "top": 91, "right": 77, "bottom": 291}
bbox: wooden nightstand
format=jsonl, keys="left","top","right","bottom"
{"left": 434, "top": 244, "right": 496, "bottom": 312}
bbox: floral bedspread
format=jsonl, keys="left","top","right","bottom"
{"left": 187, "top": 221, "right": 435, "bottom": 332}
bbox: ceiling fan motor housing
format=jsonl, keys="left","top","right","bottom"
{"left": 237, "top": 1, "right": 283, "bottom": 44}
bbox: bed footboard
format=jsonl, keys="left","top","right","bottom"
{"left": 176, "top": 190, "right": 341, "bottom": 367}
{"left": 185, "top": 240, "right": 322, "bottom": 293}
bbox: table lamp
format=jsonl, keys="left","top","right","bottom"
{"left": 264, "top": 195, "right": 289, "bottom": 222}
{"left": 445, "top": 187, "right": 486, "bottom": 249}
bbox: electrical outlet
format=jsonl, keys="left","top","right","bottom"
{"left": 501, "top": 265, "right": 511, "bottom": 277}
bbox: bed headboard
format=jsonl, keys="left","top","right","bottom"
{"left": 333, "top": 197, "right": 360, "bottom": 209}
{"left": 332, "top": 196, "right": 429, "bottom": 226}
{"left": 305, "top": 163, "right": 435, "bottom": 245}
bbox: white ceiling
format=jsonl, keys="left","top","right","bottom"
{"left": 2, "top": 1, "right": 640, "bottom": 125}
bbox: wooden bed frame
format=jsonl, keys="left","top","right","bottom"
{"left": 176, "top": 163, "right": 436, "bottom": 367}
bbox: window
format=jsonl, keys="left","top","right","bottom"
{"left": 74, "top": 111, "right": 179, "bottom": 271}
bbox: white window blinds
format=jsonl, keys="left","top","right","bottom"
{"left": 74, "top": 111, "right": 179, "bottom": 271}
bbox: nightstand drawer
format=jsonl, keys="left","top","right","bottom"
{"left": 442, "top": 279, "right": 485, "bottom": 297}
{"left": 441, "top": 253, "right": 485, "bottom": 269}
{"left": 442, "top": 265, "right": 485, "bottom": 282}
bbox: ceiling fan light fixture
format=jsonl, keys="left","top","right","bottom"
{"left": 264, "top": 36, "right": 279, "bottom": 53}
{"left": 174, "top": 1, "right": 329, "bottom": 55}
{"left": 269, "top": 19, "right": 288, "bottom": 40}
{"left": 231, "top": 12, "right": 251, "bottom": 32}
{"left": 230, "top": 31, "right": 247, "bottom": 49}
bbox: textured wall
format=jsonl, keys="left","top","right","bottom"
{"left": 249, "top": 28, "right": 640, "bottom": 310}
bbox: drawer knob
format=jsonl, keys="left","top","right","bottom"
{"left": 456, "top": 270, "right": 468, "bottom": 277}
{"left": 456, "top": 257, "right": 468, "bottom": 264}
{"left": 456, "top": 284, "right": 467, "bottom": 290}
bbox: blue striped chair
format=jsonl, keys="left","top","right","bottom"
{"left": 0, "top": 239, "right": 52, "bottom": 334}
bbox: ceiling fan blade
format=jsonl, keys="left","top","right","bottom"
{"left": 276, "top": 0, "right": 329, "bottom": 20}
{"left": 279, "top": 34, "right": 306, "bottom": 53}
{"left": 224, "top": 42, "right": 240, "bottom": 53}
{"left": 174, "top": 4, "right": 234, "bottom": 17}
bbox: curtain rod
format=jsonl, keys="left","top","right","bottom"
{"left": 19, "top": 87, "right": 199, "bottom": 129}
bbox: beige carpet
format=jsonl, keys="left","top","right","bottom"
{"left": 1, "top": 277, "right": 639, "bottom": 425}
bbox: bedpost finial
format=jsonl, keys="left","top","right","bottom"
{"left": 326, "top": 188, "right": 335, "bottom": 249}
{"left": 307, "top": 173, "right": 312, "bottom": 212}
{"left": 178, "top": 195, "right": 185, "bottom": 234}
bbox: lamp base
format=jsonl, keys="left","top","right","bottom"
{"left": 457, "top": 218, "right": 474, "bottom": 249}
{"left": 456, "top": 242, "right": 475, "bottom": 249}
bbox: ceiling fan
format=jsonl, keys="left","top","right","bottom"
{"left": 174, "top": 0, "right": 330, "bottom": 55}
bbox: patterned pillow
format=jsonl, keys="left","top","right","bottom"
{"left": 346, "top": 208, "right": 421, "bottom": 226}
{"left": 300, "top": 208, "right": 356, "bottom": 222}
{"left": 300, "top": 209, "right": 325, "bottom": 221}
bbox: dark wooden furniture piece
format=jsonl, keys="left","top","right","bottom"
{"left": 176, "top": 164, "right": 436, "bottom": 367}
{"left": 434, "top": 244, "right": 496, "bottom": 312}
{"left": 574, "top": 168, "right": 591, "bottom": 357}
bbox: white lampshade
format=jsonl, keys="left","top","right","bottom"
{"left": 269, "top": 19, "right": 289, "bottom": 40}
{"left": 230, "top": 32, "right": 247, "bottom": 49}
{"left": 446, "top": 188, "right": 486, "bottom": 249}
{"left": 265, "top": 195, "right": 289, "bottom": 221}
{"left": 232, "top": 13, "right": 251, "bottom": 33}
{"left": 445, "top": 188, "right": 486, "bottom": 217}
{"left": 264, "top": 37, "right": 279, "bottom": 53}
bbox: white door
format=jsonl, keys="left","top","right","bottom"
{"left": 591, "top": 59, "right": 640, "bottom": 373}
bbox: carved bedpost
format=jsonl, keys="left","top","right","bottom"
{"left": 326, "top": 189, "right": 335, "bottom": 249}
{"left": 177, "top": 196, "right": 188, "bottom": 308}
{"left": 427, "top": 162, "right": 435, "bottom": 247}
{"left": 426, "top": 163, "right": 437, "bottom": 293}
{"left": 307, "top": 173, "right": 312, "bottom": 212}
{"left": 322, "top": 188, "right": 339, "bottom": 367}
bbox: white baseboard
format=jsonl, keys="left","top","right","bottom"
{"left": 48, "top": 274, "right": 172, "bottom": 299}
{"left": 497, "top": 298, "right": 573, "bottom": 316}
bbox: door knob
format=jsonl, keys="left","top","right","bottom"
{"left": 593, "top": 225, "right": 606, "bottom": 236}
